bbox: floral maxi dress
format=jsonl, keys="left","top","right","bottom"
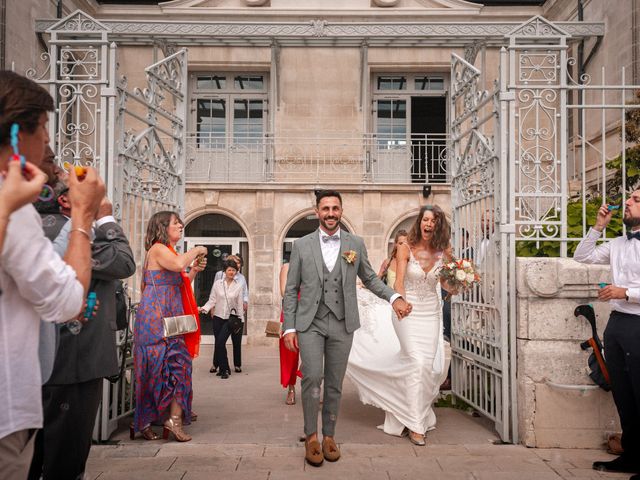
{"left": 133, "top": 270, "right": 192, "bottom": 432}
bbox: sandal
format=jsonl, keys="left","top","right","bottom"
{"left": 129, "top": 423, "right": 160, "bottom": 441}
{"left": 286, "top": 387, "right": 296, "bottom": 405}
{"left": 163, "top": 415, "right": 192, "bottom": 442}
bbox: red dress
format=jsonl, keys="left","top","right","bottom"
{"left": 279, "top": 298, "right": 302, "bottom": 388}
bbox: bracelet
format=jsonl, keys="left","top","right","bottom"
{"left": 70, "top": 227, "right": 92, "bottom": 243}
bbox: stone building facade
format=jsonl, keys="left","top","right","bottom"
{"left": 3, "top": 0, "right": 640, "bottom": 446}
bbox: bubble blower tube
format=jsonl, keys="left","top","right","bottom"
{"left": 67, "top": 292, "right": 97, "bottom": 335}
{"left": 9, "top": 124, "right": 26, "bottom": 171}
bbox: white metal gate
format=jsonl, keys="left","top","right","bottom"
{"left": 28, "top": 10, "right": 188, "bottom": 441}
{"left": 449, "top": 47, "right": 516, "bottom": 442}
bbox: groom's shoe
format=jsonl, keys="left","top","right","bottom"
{"left": 322, "top": 437, "right": 341, "bottom": 462}
{"left": 593, "top": 455, "right": 640, "bottom": 473}
{"left": 305, "top": 439, "right": 324, "bottom": 467}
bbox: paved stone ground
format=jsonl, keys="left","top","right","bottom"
{"left": 86, "top": 346, "right": 626, "bottom": 480}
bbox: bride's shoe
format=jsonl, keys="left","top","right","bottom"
{"left": 163, "top": 415, "right": 192, "bottom": 442}
{"left": 408, "top": 431, "right": 426, "bottom": 446}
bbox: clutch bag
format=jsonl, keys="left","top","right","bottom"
{"left": 162, "top": 314, "right": 198, "bottom": 338}
{"left": 265, "top": 320, "right": 281, "bottom": 338}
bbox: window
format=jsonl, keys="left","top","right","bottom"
{"left": 190, "top": 72, "right": 268, "bottom": 147}
{"left": 372, "top": 73, "right": 449, "bottom": 183}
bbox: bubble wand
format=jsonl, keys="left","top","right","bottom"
{"left": 10, "top": 123, "right": 55, "bottom": 202}
{"left": 9, "top": 123, "right": 26, "bottom": 171}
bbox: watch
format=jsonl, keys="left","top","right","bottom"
{"left": 625, "top": 290, "right": 630, "bottom": 301}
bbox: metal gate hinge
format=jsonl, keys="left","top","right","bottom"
{"left": 102, "top": 88, "right": 116, "bottom": 97}
{"left": 499, "top": 92, "right": 516, "bottom": 102}
{"left": 500, "top": 223, "right": 516, "bottom": 234}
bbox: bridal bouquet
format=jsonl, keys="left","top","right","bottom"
{"left": 438, "top": 257, "right": 481, "bottom": 295}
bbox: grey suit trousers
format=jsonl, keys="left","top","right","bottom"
{"left": 298, "top": 311, "right": 354, "bottom": 437}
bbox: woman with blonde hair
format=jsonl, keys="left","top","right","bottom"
{"left": 378, "top": 229, "right": 408, "bottom": 288}
{"left": 132, "top": 211, "right": 207, "bottom": 442}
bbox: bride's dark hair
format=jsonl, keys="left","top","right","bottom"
{"left": 407, "top": 205, "right": 450, "bottom": 251}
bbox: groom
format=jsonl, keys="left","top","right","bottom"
{"left": 283, "top": 190, "right": 412, "bottom": 467}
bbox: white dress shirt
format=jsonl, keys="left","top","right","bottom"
{"left": 201, "top": 278, "right": 244, "bottom": 319}
{"left": 319, "top": 228, "right": 341, "bottom": 272}
{"left": 573, "top": 227, "right": 640, "bottom": 315}
{"left": 0, "top": 202, "right": 84, "bottom": 440}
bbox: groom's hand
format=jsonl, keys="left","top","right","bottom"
{"left": 283, "top": 332, "right": 299, "bottom": 352}
{"left": 392, "top": 298, "right": 412, "bottom": 320}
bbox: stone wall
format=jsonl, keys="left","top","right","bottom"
{"left": 516, "top": 257, "right": 620, "bottom": 448}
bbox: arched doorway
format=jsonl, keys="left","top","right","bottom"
{"left": 384, "top": 216, "right": 415, "bottom": 258}
{"left": 184, "top": 213, "right": 248, "bottom": 344}
{"left": 282, "top": 214, "right": 350, "bottom": 262}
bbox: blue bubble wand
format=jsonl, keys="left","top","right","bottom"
{"left": 9, "top": 123, "right": 26, "bottom": 171}
{"left": 10, "top": 123, "right": 54, "bottom": 202}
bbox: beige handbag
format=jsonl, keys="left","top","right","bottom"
{"left": 149, "top": 271, "right": 198, "bottom": 338}
{"left": 265, "top": 320, "right": 281, "bottom": 338}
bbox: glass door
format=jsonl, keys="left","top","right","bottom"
{"left": 185, "top": 237, "right": 239, "bottom": 345}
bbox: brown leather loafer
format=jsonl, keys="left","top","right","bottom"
{"left": 322, "top": 437, "right": 341, "bottom": 462}
{"left": 305, "top": 439, "right": 324, "bottom": 467}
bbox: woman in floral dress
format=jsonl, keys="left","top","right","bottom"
{"left": 132, "top": 211, "right": 207, "bottom": 442}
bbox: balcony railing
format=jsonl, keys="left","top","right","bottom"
{"left": 185, "top": 132, "right": 449, "bottom": 184}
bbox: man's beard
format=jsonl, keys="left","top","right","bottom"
{"left": 623, "top": 215, "right": 640, "bottom": 229}
{"left": 320, "top": 217, "right": 340, "bottom": 232}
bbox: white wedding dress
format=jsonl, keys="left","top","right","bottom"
{"left": 347, "top": 253, "right": 451, "bottom": 436}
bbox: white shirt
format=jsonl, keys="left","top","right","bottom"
{"left": 211, "top": 270, "right": 249, "bottom": 304}
{"left": 573, "top": 227, "right": 640, "bottom": 315}
{"left": 0, "top": 203, "right": 84, "bottom": 440}
{"left": 201, "top": 278, "right": 244, "bottom": 319}
{"left": 319, "top": 228, "right": 341, "bottom": 272}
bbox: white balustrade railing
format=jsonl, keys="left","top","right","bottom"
{"left": 184, "top": 132, "right": 449, "bottom": 184}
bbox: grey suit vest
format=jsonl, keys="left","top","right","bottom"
{"left": 316, "top": 261, "right": 345, "bottom": 320}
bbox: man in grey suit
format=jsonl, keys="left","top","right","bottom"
{"left": 283, "top": 190, "right": 412, "bottom": 467}
{"left": 28, "top": 197, "right": 135, "bottom": 480}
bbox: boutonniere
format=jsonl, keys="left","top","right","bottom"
{"left": 342, "top": 250, "right": 357, "bottom": 264}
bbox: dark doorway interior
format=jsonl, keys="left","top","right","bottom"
{"left": 411, "top": 96, "right": 447, "bottom": 183}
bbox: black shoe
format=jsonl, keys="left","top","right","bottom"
{"left": 593, "top": 456, "right": 640, "bottom": 473}
{"left": 216, "top": 370, "right": 222, "bottom": 376}
{"left": 234, "top": 366, "right": 242, "bottom": 373}
{"left": 220, "top": 371, "right": 230, "bottom": 379}
{"left": 631, "top": 475, "right": 640, "bottom": 480}
{"left": 209, "top": 366, "right": 217, "bottom": 373}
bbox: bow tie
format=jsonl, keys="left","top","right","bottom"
{"left": 627, "top": 231, "right": 640, "bottom": 241}
{"left": 322, "top": 234, "right": 340, "bottom": 243}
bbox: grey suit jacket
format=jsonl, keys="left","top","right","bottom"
{"left": 47, "top": 220, "right": 136, "bottom": 385}
{"left": 283, "top": 229, "right": 395, "bottom": 334}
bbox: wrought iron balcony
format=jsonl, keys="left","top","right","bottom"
{"left": 185, "top": 132, "right": 449, "bottom": 184}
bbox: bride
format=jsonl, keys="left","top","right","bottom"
{"left": 347, "top": 205, "right": 453, "bottom": 446}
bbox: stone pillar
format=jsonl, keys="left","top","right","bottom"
{"left": 517, "top": 257, "right": 620, "bottom": 448}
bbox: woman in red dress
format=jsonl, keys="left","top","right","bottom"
{"left": 279, "top": 262, "right": 301, "bottom": 405}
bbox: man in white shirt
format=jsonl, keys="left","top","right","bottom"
{"left": 574, "top": 194, "right": 640, "bottom": 475}
{"left": 0, "top": 71, "right": 105, "bottom": 479}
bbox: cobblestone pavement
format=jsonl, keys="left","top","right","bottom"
{"left": 86, "top": 346, "right": 625, "bottom": 480}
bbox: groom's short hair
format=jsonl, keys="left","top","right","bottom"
{"left": 315, "top": 189, "right": 342, "bottom": 206}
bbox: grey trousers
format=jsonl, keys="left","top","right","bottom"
{"left": 298, "top": 311, "right": 353, "bottom": 437}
